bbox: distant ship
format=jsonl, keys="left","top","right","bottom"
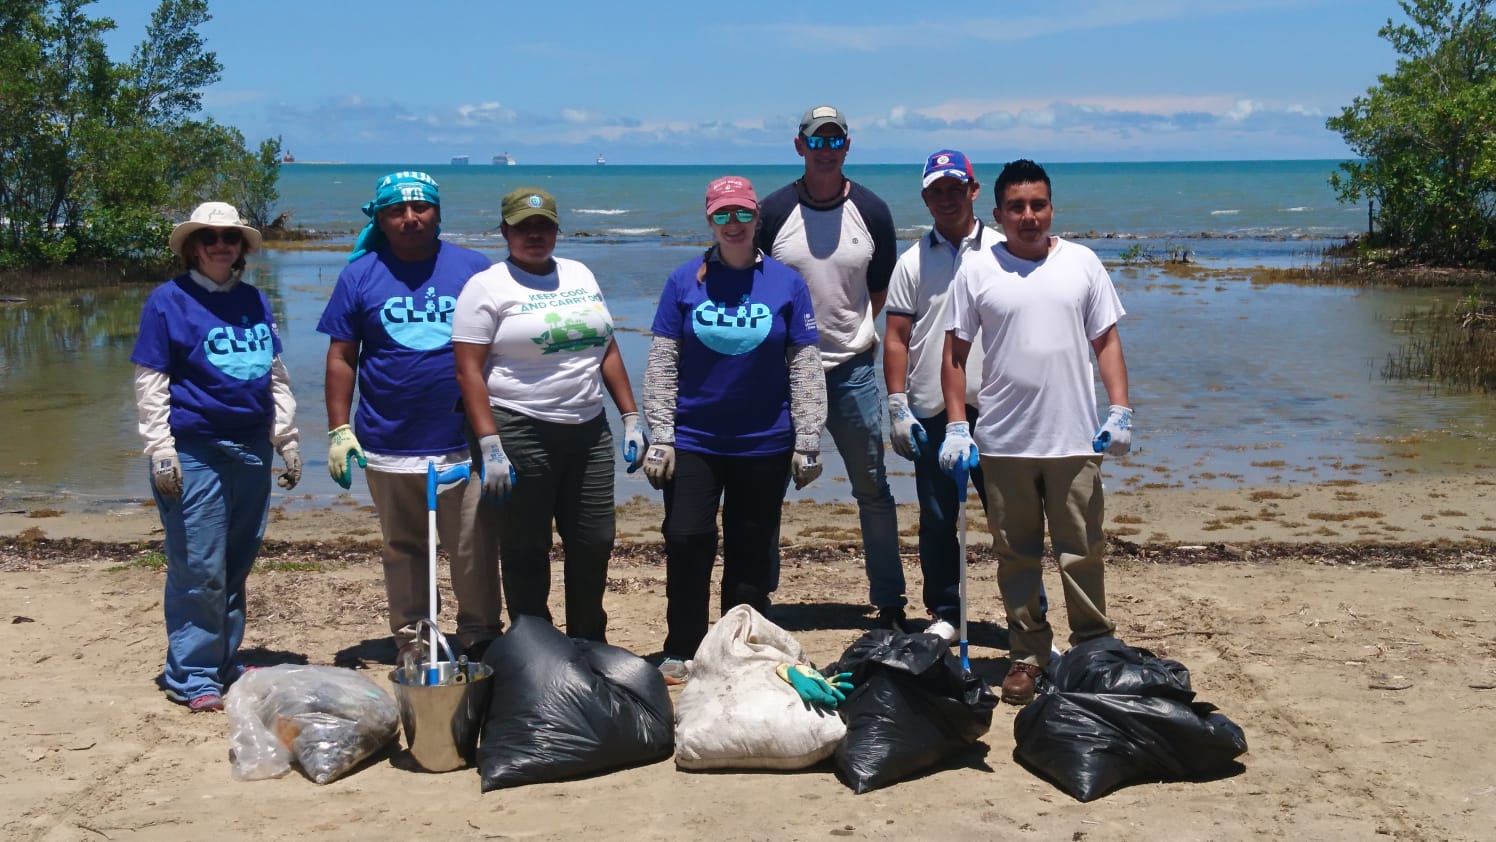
{"left": 280, "top": 150, "right": 296, "bottom": 164}
{"left": 451, "top": 155, "right": 470, "bottom": 165}
{"left": 595, "top": 153, "right": 606, "bottom": 166}
{"left": 492, "top": 152, "right": 517, "bottom": 166}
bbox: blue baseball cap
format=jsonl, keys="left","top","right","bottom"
{"left": 922, "top": 150, "right": 975, "bottom": 188}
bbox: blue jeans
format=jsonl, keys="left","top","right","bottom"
{"left": 912, "top": 407, "right": 985, "bottom": 622}
{"left": 824, "top": 350, "right": 904, "bottom": 609}
{"left": 154, "top": 437, "right": 272, "bottom": 701}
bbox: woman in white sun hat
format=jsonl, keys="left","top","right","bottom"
{"left": 130, "top": 201, "right": 302, "bottom": 713}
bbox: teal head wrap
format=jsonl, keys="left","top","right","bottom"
{"left": 348, "top": 171, "right": 441, "bottom": 262}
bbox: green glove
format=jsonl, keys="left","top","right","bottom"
{"left": 327, "top": 424, "right": 367, "bottom": 490}
{"left": 776, "top": 663, "right": 854, "bottom": 708}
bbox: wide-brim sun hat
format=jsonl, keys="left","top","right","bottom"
{"left": 168, "top": 202, "right": 262, "bottom": 259}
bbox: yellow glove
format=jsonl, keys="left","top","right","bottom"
{"left": 328, "top": 424, "right": 367, "bottom": 489}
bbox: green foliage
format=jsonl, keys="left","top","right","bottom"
{"left": 1118, "top": 242, "right": 1156, "bottom": 265}
{"left": 1328, "top": 0, "right": 1496, "bottom": 266}
{"left": 0, "top": 0, "right": 281, "bottom": 274}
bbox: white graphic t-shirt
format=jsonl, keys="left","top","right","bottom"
{"left": 451, "top": 257, "right": 616, "bottom": 424}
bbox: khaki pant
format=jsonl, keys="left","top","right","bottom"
{"left": 981, "top": 455, "right": 1114, "bottom": 665}
{"left": 366, "top": 467, "right": 502, "bottom": 649}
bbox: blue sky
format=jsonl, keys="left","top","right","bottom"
{"left": 93, "top": 0, "right": 1404, "bottom": 165}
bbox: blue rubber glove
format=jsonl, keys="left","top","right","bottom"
{"left": 478, "top": 433, "right": 516, "bottom": 502}
{"left": 620, "top": 412, "right": 647, "bottom": 473}
{"left": 1092, "top": 405, "right": 1133, "bottom": 456}
{"left": 938, "top": 421, "right": 979, "bottom": 478}
{"left": 327, "top": 424, "right": 367, "bottom": 490}
{"left": 776, "top": 663, "right": 854, "bottom": 708}
{"left": 887, "top": 393, "right": 926, "bottom": 461}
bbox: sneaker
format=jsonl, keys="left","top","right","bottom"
{"left": 1001, "top": 662, "right": 1043, "bottom": 706}
{"left": 876, "top": 606, "right": 912, "bottom": 634}
{"left": 926, "top": 619, "right": 959, "bottom": 645}
{"left": 187, "top": 693, "right": 224, "bottom": 713}
{"left": 658, "top": 657, "right": 690, "bottom": 686}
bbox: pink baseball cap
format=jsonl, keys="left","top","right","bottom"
{"left": 705, "top": 176, "right": 758, "bottom": 215}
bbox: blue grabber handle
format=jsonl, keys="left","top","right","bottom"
{"left": 1093, "top": 432, "right": 1111, "bottom": 453}
{"left": 624, "top": 439, "right": 641, "bottom": 473}
{"left": 953, "top": 459, "right": 972, "bottom": 671}
{"left": 427, "top": 461, "right": 472, "bottom": 510}
{"left": 912, "top": 425, "right": 929, "bottom": 460}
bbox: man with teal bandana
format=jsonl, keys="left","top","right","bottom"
{"left": 318, "top": 170, "right": 503, "bottom": 658}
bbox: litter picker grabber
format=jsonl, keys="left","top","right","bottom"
{"left": 954, "top": 460, "right": 973, "bottom": 671}
{"left": 424, "top": 460, "right": 471, "bottom": 684}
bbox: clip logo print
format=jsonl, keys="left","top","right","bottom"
{"left": 203, "top": 323, "right": 274, "bottom": 380}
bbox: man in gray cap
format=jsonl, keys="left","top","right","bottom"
{"left": 756, "top": 105, "right": 907, "bottom": 631}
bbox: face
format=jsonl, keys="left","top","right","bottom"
{"left": 921, "top": 177, "right": 979, "bottom": 232}
{"left": 707, "top": 206, "right": 757, "bottom": 250}
{"left": 190, "top": 227, "right": 245, "bottom": 277}
{"left": 375, "top": 201, "right": 440, "bottom": 253}
{"left": 794, "top": 124, "right": 849, "bottom": 177}
{"left": 994, "top": 181, "right": 1054, "bottom": 258}
{"left": 502, "top": 216, "right": 559, "bottom": 269}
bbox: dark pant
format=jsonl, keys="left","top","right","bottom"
{"left": 913, "top": 406, "right": 987, "bottom": 623}
{"left": 661, "top": 449, "right": 791, "bottom": 658}
{"left": 478, "top": 407, "right": 615, "bottom": 642}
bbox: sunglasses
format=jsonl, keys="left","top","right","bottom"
{"left": 710, "top": 209, "right": 756, "bottom": 225}
{"left": 802, "top": 134, "right": 848, "bottom": 151}
{"left": 195, "top": 228, "right": 244, "bottom": 246}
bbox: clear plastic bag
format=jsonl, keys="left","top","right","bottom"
{"left": 226, "top": 664, "right": 399, "bottom": 784}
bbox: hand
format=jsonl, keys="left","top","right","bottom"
{"left": 791, "top": 450, "right": 821, "bottom": 490}
{"left": 151, "top": 448, "right": 182, "bottom": 499}
{"left": 887, "top": 393, "right": 926, "bottom": 461}
{"left": 642, "top": 444, "right": 674, "bottom": 490}
{"left": 327, "top": 424, "right": 367, "bottom": 490}
{"left": 478, "top": 434, "right": 516, "bottom": 502}
{"left": 277, "top": 444, "right": 302, "bottom": 490}
{"left": 776, "top": 663, "right": 855, "bottom": 708}
{"left": 1092, "top": 405, "right": 1133, "bottom": 456}
{"left": 620, "top": 412, "right": 648, "bottom": 473}
{"left": 938, "top": 421, "right": 979, "bottom": 478}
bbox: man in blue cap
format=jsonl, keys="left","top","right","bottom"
{"left": 317, "top": 170, "right": 503, "bottom": 659}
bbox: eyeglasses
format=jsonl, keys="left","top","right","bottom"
{"left": 802, "top": 135, "right": 848, "bottom": 151}
{"left": 195, "top": 228, "right": 244, "bottom": 246}
{"left": 710, "top": 209, "right": 756, "bottom": 225}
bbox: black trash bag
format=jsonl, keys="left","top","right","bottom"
{"left": 829, "top": 629, "right": 997, "bottom": 793}
{"left": 1013, "top": 637, "right": 1248, "bottom": 802}
{"left": 477, "top": 615, "right": 674, "bottom": 791}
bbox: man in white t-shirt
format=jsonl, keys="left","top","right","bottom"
{"left": 939, "top": 159, "right": 1134, "bottom": 706}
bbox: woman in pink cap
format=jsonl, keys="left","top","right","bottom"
{"left": 640, "top": 176, "right": 826, "bottom": 684}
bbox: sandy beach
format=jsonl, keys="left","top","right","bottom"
{"left": 3, "top": 475, "right": 1495, "bottom": 841}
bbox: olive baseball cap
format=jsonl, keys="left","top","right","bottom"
{"left": 501, "top": 187, "right": 559, "bottom": 225}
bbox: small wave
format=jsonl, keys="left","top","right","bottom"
{"left": 604, "top": 227, "right": 664, "bottom": 236}
{"left": 1284, "top": 207, "right": 1308, "bottom": 212}
{"left": 1210, "top": 209, "right": 1240, "bottom": 216}
{"left": 575, "top": 208, "right": 628, "bottom": 216}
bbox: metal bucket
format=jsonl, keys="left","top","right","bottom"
{"left": 388, "top": 622, "right": 494, "bottom": 772}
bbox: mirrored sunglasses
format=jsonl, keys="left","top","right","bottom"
{"left": 195, "top": 228, "right": 244, "bottom": 246}
{"left": 802, "top": 135, "right": 847, "bottom": 151}
{"left": 710, "top": 209, "right": 756, "bottom": 225}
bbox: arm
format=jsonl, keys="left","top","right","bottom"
{"left": 940, "top": 331, "right": 972, "bottom": 424}
{"left": 133, "top": 365, "right": 174, "bottom": 455}
{"left": 270, "top": 356, "right": 300, "bottom": 451}
{"left": 787, "top": 343, "right": 826, "bottom": 452}
{"left": 642, "top": 336, "right": 680, "bottom": 444}
{"left": 599, "top": 337, "right": 638, "bottom": 415}
{"left": 883, "top": 313, "right": 914, "bottom": 395}
{"left": 1090, "top": 324, "right": 1130, "bottom": 408}
{"left": 324, "top": 339, "right": 359, "bottom": 430}
{"left": 454, "top": 341, "right": 497, "bottom": 438}
{"left": 870, "top": 289, "right": 887, "bottom": 319}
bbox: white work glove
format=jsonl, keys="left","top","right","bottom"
{"left": 1092, "top": 405, "right": 1133, "bottom": 456}
{"left": 938, "top": 421, "right": 979, "bottom": 479}
{"left": 643, "top": 444, "right": 674, "bottom": 490}
{"left": 887, "top": 392, "right": 926, "bottom": 461}
{"left": 791, "top": 450, "right": 822, "bottom": 490}
{"left": 277, "top": 444, "right": 302, "bottom": 490}
{"left": 620, "top": 412, "right": 648, "bottom": 473}
{"left": 151, "top": 448, "right": 183, "bottom": 499}
{"left": 327, "top": 424, "right": 367, "bottom": 489}
{"left": 478, "top": 434, "right": 516, "bottom": 502}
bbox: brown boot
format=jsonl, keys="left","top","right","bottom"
{"left": 1001, "top": 662, "right": 1043, "bottom": 706}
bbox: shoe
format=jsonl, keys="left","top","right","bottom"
{"left": 187, "top": 693, "right": 224, "bottom": 713}
{"left": 658, "top": 657, "right": 690, "bottom": 686}
{"left": 926, "top": 619, "right": 959, "bottom": 645}
{"left": 876, "top": 606, "right": 912, "bottom": 634}
{"left": 1001, "top": 662, "right": 1043, "bottom": 706}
